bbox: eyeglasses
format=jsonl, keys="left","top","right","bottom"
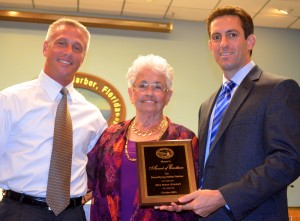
{"left": 133, "top": 82, "right": 168, "bottom": 93}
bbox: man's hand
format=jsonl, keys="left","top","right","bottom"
{"left": 155, "top": 189, "right": 226, "bottom": 217}
{"left": 82, "top": 191, "right": 93, "bottom": 204}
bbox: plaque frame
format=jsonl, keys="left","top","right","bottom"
{"left": 136, "top": 139, "right": 197, "bottom": 206}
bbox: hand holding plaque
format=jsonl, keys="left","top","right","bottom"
{"left": 136, "top": 139, "right": 197, "bottom": 206}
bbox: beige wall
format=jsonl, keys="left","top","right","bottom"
{"left": 0, "top": 19, "right": 300, "bottom": 205}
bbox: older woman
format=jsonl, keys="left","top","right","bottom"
{"left": 89, "top": 54, "right": 199, "bottom": 221}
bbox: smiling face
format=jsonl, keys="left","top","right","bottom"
{"left": 208, "top": 15, "right": 256, "bottom": 79}
{"left": 43, "top": 24, "right": 88, "bottom": 86}
{"left": 128, "top": 67, "right": 173, "bottom": 117}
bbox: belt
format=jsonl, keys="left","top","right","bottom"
{"left": 3, "top": 190, "right": 82, "bottom": 210}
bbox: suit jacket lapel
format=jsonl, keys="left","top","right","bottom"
{"left": 199, "top": 90, "right": 218, "bottom": 145}
{"left": 198, "top": 90, "right": 219, "bottom": 169}
{"left": 209, "top": 65, "right": 262, "bottom": 153}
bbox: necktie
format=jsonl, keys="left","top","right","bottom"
{"left": 46, "top": 88, "right": 73, "bottom": 216}
{"left": 210, "top": 80, "right": 236, "bottom": 148}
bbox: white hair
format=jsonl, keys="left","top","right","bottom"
{"left": 126, "top": 54, "right": 174, "bottom": 90}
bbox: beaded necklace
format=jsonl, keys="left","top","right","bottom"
{"left": 131, "top": 117, "right": 168, "bottom": 136}
{"left": 125, "top": 117, "right": 168, "bottom": 162}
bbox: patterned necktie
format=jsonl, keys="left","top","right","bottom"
{"left": 210, "top": 80, "right": 236, "bottom": 148}
{"left": 46, "top": 87, "right": 73, "bottom": 216}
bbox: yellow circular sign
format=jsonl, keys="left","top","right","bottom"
{"left": 74, "top": 72, "right": 126, "bottom": 125}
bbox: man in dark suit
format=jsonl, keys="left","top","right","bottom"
{"left": 156, "top": 6, "right": 300, "bottom": 221}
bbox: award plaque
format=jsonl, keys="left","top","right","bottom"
{"left": 136, "top": 139, "right": 197, "bottom": 206}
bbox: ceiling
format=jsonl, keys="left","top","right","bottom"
{"left": 0, "top": 0, "right": 300, "bottom": 30}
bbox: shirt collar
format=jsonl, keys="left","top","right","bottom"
{"left": 37, "top": 70, "right": 74, "bottom": 102}
{"left": 223, "top": 60, "right": 255, "bottom": 86}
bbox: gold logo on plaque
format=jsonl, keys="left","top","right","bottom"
{"left": 156, "top": 148, "right": 174, "bottom": 159}
{"left": 74, "top": 72, "right": 126, "bottom": 126}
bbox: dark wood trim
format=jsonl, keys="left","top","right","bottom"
{"left": 0, "top": 10, "right": 173, "bottom": 33}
